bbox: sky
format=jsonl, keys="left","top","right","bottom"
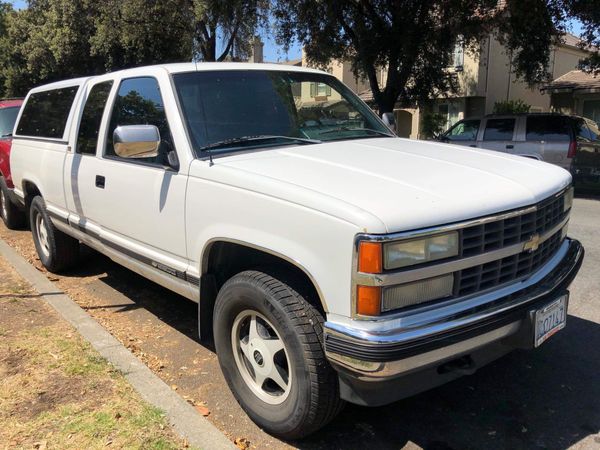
{"left": 7, "top": 0, "right": 584, "bottom": 63}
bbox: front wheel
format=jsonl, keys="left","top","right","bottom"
{"left": 213, "top": 270, "right": 343, "bottom": 439}
{"left": 30, "top": 196, "right": 79, "bottom": 272}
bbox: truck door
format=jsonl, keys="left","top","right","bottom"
{"left": 66, "top": 73, "right": 189, "bottom": 276}
{"left": 64, "top": 79, "right": 114, "bottom": 236}
{"left": 479, "top": 117, "right": 517, "bottom": 155}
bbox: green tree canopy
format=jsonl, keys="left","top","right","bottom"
{"left": 190, "top": 0, "right": 268, "bottom": 61}
{"left": 0, "top": 0, "right": 267, "bottom": 96}
{"left": 273, "top": 0, "right": 599, "bottom": 114}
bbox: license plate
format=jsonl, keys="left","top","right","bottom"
{"left": 534, "top": 295, "right": 568, "bottom": 347}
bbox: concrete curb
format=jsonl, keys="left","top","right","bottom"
{"left": 0, "top": 239, "right": 235, "bottom": 450}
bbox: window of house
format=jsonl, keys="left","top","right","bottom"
{"left": 483, "top": 118, "right": 515, "bottom": 141}
{"left": 105, "top": 77, "right": 174, "bottom": 165}
{"left": 16, "top": 86, "right": 79, "bottom": 139}
{"left": 76, "top": 81, "right": 113, "bottom": 155}
{"left": 445, "top": 119, "right": 480, "bottom": 141}
{"left": 452, "top": 36, "right": 464, "bottom": 69}
{"left": 526, "top": 116, "right": 571, "bottom": 141}
{"left": 0, "top": 107, "right": 20, "bottom": 137}
{"left": 438, "top": 103, "right": 460, "bottom": 130}
{"left": 583, "top": 100, "right": 600, "bottom": 127}
{"left": 310, "top": 82, "right": 332, "bottom": 98}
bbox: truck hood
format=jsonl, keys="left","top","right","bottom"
{"left": 204, "top": 138, "right": 572, "bottom": 233}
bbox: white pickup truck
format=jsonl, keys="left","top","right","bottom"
{"left": 10, "top": 63, "right": 584, "bottom": 439}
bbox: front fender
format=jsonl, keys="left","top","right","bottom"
{"left": 186, "top": 179, "right": 361, "bottom": 318}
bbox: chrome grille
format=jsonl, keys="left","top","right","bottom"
{"left": 456, "top": 232, "right": 562, "bottom": 296}
{"left": 461, "top": 193, "right": 566, "bottom": 257}
{"left": 455, "top": 193, "right": 568, "bottom": 297}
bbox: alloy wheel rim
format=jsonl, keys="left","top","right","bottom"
{"left": 231, "top": 310, "right": 292, "bottom": 405}
{"left": 35, "top": 213, "right": 50, "bottom": 257}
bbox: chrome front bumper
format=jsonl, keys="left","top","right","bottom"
{"left": 324, "top": 238, "right": 584, "bottom": 405}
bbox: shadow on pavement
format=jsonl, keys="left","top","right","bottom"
{"left": 297, "top": 315, "right": 600, "bottom": 450}
{"left": 60, "top": 249, "right": 201, "bottom": 344}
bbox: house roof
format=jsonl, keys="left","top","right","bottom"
{"left": 543, "top": 70, "right": 600, "bottom": 93}
{"left": 562, "top": 33, "right": 584, "bottom": 49}
{"left": 279, "top": 58, "right": 302, "bottom": 67}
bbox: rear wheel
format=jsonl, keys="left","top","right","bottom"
{"left": 213, "top": 270, "right": 343, "bottom": 439}
{"left": 0, "top": 177, "right": 26, "bottom": 229}
{"left": 30, "top": 196, "right": 79, "bottom": 272}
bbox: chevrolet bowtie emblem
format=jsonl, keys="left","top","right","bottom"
{"left": 523, "top": 233, "right": 541, "bottom": 252}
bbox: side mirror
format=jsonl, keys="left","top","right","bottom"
{"left": 381, "top": 112, "right": 396, "bottom": 133}
{"left": 113, "top": 125, "right": 160, "bottom": 159}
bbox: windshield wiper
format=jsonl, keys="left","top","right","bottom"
{"left": 318, "top": 127, "right": 394, "bottom": 137}
{"left": 199, "top": 135, "right": 322, "bottom": 152}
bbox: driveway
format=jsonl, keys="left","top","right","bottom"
{"left": 1, "top": 198, "right": 598, "bottom": 449}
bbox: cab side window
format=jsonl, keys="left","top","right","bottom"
{"left": 483, "top": 118, "right": 515, "bottom": 141}
{"left": 526, "top": 116, "right": 570, "bottom": 142}
{"left": 77, "top": 81, "right": 113, "bottom": 155}
{"left": 446, "top": 119, "right": 480, "bottom": 141}
{"left": 105, "top": 77, "right": 174, "bottom": 165}
{"left": 16, "top": 86, "right": 79, "bottom": 139}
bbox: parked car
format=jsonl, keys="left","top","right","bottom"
{"left": 439, "top": 113, "right": 600, "bottom": 178}
{"left": 10, "top": 64, "right": 583, "bottom": 439}
{"left": 571, "top": 118, "right": 600, "bottom": 194}
{"left": 0, "top": 98, "right": 25, "bottom": 229}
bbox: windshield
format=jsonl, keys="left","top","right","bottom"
{"left": 444, "top": 119, "right": 480, "bottom": 141}
{"left": 0, "top": 106, "right": 20, "bottom": 137}
{"left": 173, "top": 70, "right": 393, "bottom": 155}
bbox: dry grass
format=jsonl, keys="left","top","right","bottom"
{"left": 0, "top": 257, "right": 194, "bottom": 450}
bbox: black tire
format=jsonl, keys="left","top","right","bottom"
{"left": 213, "top": 270, "right": 344, "bottom": 440}
{"left": 29, "top": 196, "right": 79, "bottom": 272}
{"left": 0, "top": 177, "right": 26, "bottom": 230}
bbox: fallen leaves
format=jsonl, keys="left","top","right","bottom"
{"left": 194, "top": 405, "right": 210, "bottom": 416}
{"left": 33, "top": 440, "right": 47, "bottom": 450}
{"left": 234, "top": 437, "right": 250, "bottom": 449}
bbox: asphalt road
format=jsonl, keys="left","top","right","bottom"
{"left": 1, "top": 197, "right": 598, "bottom": 449}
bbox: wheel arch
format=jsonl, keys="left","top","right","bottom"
{"left": 198, "top": 238, "right": 328, "bottom": 341}
{"left": 21, "top": 179, "right": 42, "bottom": 209}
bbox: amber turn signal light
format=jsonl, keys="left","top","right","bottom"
{"left": 356, "top": 286, "right": 381, "bottom": 316}
{"left": 358, "top": 241, "right": 382, "bottom": 273}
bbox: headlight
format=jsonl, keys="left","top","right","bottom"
{"left": 383, "top": 231, "right": 459, "bottom": 270}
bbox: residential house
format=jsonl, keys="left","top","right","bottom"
{"left": 296, "top": 33, "right": 589, "bottom": 139}
{"left": 418, "top": 33, "right": 591, "bottom": 136}
{"left": 543, "top": 70, "right": 600, "bottom": 126}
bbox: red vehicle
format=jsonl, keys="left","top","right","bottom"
{"left": 0, "top": 98, "right": 26, "bottom": 229}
